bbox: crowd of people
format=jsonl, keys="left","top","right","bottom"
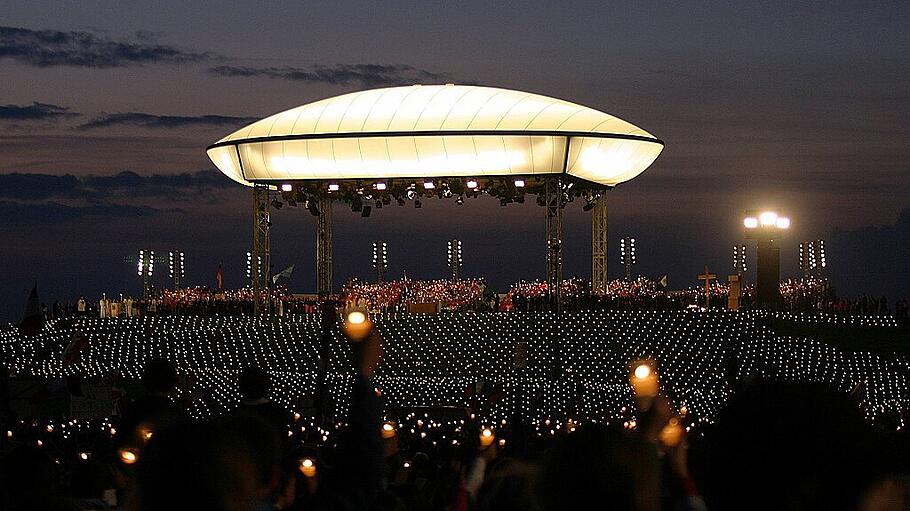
{"left": 340, "top": 279, "right": 492, "bottom": 312}
{"left": 2, "top": 323, "right": 909, "bottom": 511}
{"left": 28, "top": 277, "right": 909, "bottom": 325}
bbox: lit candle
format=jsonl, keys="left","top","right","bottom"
{"left": 119, "top": 449, "right": 139, "bottom": 465}
{"left": 342, "top": 310, "right": 372, "bottom": 340}
{"left": 630, "top": 361, "right": 659, "bottom": 399}
{"left": 381, "top": 422, "right": 397, "bottom": 439}
{"left": 479, "top": 427, "right": 495, "bottom": 448}
{"left": 299, "top": 458, "right": 317, "bottom": 478}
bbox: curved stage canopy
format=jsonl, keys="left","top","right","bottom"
{"left": 208, "top": 84, "right": 663, "bottom": 188}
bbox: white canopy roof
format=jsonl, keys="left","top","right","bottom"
{"left": 207, "top": 84, "right": 663, "bottom": 187}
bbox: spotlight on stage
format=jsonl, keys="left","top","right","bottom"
{"left": 280, "top": 183, "right": 293, "bottom": 192}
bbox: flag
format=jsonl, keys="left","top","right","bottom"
{"left": 272, "top": 264, "right": 295, "bottom": 284}
{"left": 18, "top": 283, "right": 44, "bottom": 336}
{"left": 216, "top": 264, "right": 224, "bottom": 290}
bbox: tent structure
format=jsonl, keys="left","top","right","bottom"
{"left": 208, "top": 84, "right": 664, "bottom": 312}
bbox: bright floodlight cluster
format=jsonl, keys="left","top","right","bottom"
{"left": 0, "top": 312, "right": 906, "bottom": 429}
{"left": 137, "top": 250, "right": 154, "bottom": 277}
{"left": 744, "top": 211, "right": 790, "bottom": 230}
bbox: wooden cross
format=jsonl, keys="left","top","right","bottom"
{"left": 698, "top": 265, "right": 717, "bottom": 308}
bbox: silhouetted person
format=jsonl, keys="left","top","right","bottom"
{"left": 701, "top": 380, "right": 888, "bottom": 511}
{"left": 236, "top": 366, "right": 290, "bottom": 436}
{"left": 0, "top": 445, "right": 76, "bottom": 510}
{"left": 134, "top": 413, "right": 281, "bottom": 511}
{"left": 119, "top": 358, "right": 187, "bottom": 448}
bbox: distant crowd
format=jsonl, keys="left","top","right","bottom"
{"left": 29, "top": 277, "right": 909, "bottom": 322}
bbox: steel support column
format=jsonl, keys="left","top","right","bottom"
{"left": 545, "top": 178, "right": 563, "bottom": 311}
{"left": 316, "top": 195, "right": 333, "bottom": 297}
{"left": 251, "top": 184, "right": 271, "bottom": 315}
{"left": 591, "top": 194, "right": 609, "bottom": 294}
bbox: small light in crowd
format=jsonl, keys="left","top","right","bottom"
{"left": 374, "top": 182, "right": 387, "bottom": 191}
{"left": 46, "top": 425, "right": 54, "bottom": 433}
{"left": 328, "top": 183, "right": 340, "bottom": 192}
{"left": 382, "top": 422, "right": 397, "bottom": 439}
{"left": 634, "top": 364, "right": 651, "bottom": 379}
{"left": 79, "top": 452, "right": 90, "bottom": 461}
{"left": 498, "top": 439, "right": 506, "bottom": 447}
{"left": 348, "top": 311, "right": 366, "bottom": 324}
{"left": 299, "top": 457, "right": 317, "bottom": 478}
{"left": 514, "top": 178, "right": 525, "bottom": 187}
{"left": 743, "top": 217, "right": 759, "bottom": 229}
{"left": 142, "top": 429, "right": 154, "bottom": 441}
{"left": 119, "top": 449, "right": 139, "bottom": 465}
{"left": 480, "top": 427, "right": 495, "bottom": 447}
{"left": 466, "top": 179, "right": 478, "bottom": 189}
{"left": 37, "top": 440, "right": 43, "bottom": 447}
{"left": 403, "top": 461, "right": 411, "bottom": 468}
{"left": 280, "top": 183, "right": 293, "bottom": 192}
{"left": 423, "top": 181, "right": 435, "bottom": 190}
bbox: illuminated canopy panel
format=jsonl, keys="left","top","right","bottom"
{"left": 207, "top": 84, "right": 663, "bottom": 187}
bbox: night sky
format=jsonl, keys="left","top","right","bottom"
{"left": 1, "top": 1, "right": 908, "bottom": 321}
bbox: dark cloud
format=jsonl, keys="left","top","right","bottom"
{"left": 208, "top": 63, "right": 447, "bottom": 87}
{"left": 0, "top": 170, "right": 233, "bottom": 201}
{"left": 0, "top": 102, "right": 79, "bottom": 121}
{"left": 78, "top": 112, "right": 257, "bottom": 130}
{"left": 0, "top": 200, "right": 168, "bottom": 225}
{"left": 829, "top": 208, "right": 910, "bottom": 300}
{"left": 0, "top": 25, "right": 208, "bottom": 68}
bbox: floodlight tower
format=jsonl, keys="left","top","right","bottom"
{"left": 733, "top": 244, "right": 747, "bottom": 275}
{"left": 246, "top": 251, "right": 263, "bottom": 284}
{"left": 137, "top": 249, "right": 155, "bottom": 298}
{"left": 620, "top": 236, "right": 636, "bottom": 281}
{"left": 447, "top": 239, "right": 463, "bottom": 280}
{"left": 372, "top": 241, "right": 388, "bottom": 282}
{"left": 168, "top": 251, "right": 185, "bottom": 289}
{"left": 799, "top": 239, "right": 827, "bottom": 277}
{"left": 743, "top": 210, "right": 790, "bottom": 309}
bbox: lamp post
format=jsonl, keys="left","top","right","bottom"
{"left": 743, "top": 210, "right": 790, "bottom": 310}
